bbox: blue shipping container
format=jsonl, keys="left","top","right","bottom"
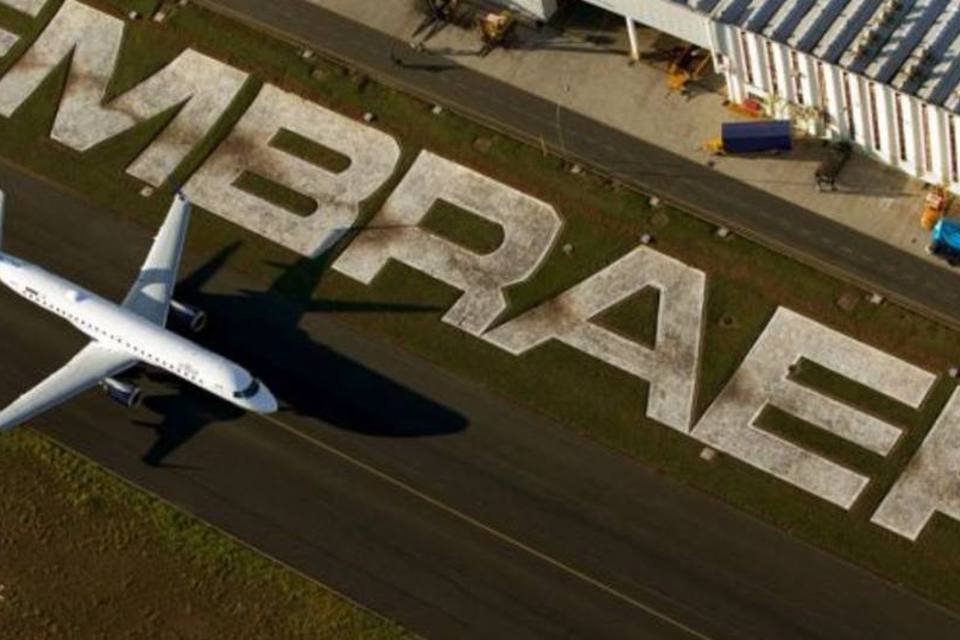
{"left": 721, "top": 120, "right": 792, "bottom": 154}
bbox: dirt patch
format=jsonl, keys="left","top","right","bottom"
{"left": 719, "top": 313, "right": 739, "bottom": 329}
{"left": 836, "top": 291, "right": 859, "bottom": 314}
{"left": 472, "top": 136, "right": 493, "bottom": 153}
{"left": 650, "top": 210, "right": 670, "bottom": 228}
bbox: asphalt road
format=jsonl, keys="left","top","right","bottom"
{"left": 196, "top": 0, "right": 960, "bottom": 332}
{"left": 2, "top": 162, "right": 960, "bottom": 638}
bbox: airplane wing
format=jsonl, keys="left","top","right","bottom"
{"left": 0, "top": 342, "right": 137, "bottom": 432}
{"left": 122, "top": 194, "right": 191, "bottom": 325}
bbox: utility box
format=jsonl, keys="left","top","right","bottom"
{"left": 721, "top": 120, "right": 792, "bottom": 154}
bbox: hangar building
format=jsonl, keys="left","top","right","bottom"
{"left": 510, "top": 0, "right": 960, "bottom": 194}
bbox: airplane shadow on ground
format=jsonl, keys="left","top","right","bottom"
{"left": 132, "top": 242, "right": 468, "bottom": 467}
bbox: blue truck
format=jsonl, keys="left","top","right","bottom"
{"left": 928, "top": 218, "right": 960, "bottom": 264}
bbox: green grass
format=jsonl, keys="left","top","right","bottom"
{"left": 235, "top": 171, "right": 317, "bottom": 216}
{"left": 420, "top": 199, "right": 505, "bottom": 254}
{"left": 271, "top": 127, "right": 352, "bottom": 173}
{"left": 0, "top": 429, "right": 413, "bottom": 639}
{"left": 106, "top": 11, "right": 185, "bottom": 99}
{"left": 4, "top": 0, "right": 960, "bottom": 615}
{"left": 591, "top": 287, "right": 660, "bottom": 348}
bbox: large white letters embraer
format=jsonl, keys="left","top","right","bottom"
{"left": 0, "top": 191, "right": 277, "bottom": 432}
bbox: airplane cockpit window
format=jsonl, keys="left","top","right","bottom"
{"left": 233, "top": 378, "right": 260, "bottom": 399}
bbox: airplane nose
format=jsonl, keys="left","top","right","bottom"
{"left": 257, "top": 386, "right": 278, "bottom": 414}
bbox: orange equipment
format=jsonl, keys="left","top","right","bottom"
{"left": 479, "top": 10, "right": 515, "bottom": 53}
{"left": 666, "top": 46, "right": 712, "bottom": 93}
{"left": 921, "top": 185, "right": 949, "bottom": 231}
{"left": 702, "top": 137, "right": 724, "bottom": 155}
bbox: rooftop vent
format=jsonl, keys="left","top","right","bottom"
{"left": 856, "top": 26, "right": 881, "bottom": 57}
{"left": 880, "top": 0, "right": 903, "bottom": 23}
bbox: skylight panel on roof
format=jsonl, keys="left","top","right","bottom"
{"left": 858, "top": 0, "right": 941, "bottom": 81}
{"left": 765, "top": 0, "right": 816, "bottom": 42}
{"left": 790, "top": 0, "right": 851, "bottom": 52}
{"left": 743, "top": 0, "right": 785, "bottom": 33}
{"left": 693, "top": 0, "right": 724, "bottom": 11}
{"left": 923, "top": 46, "right": 960, "bottom": 109}
{"left": 815, "top": 0, "right": 885, "bottom": 63}
{"left": 713, "top": 0, "right": 754, "bottom": 24}
{"left": 892, "top": 2, "right": 959, "bottom": 94}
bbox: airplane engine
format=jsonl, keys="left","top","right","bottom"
{"left": 102, "top": 378, "right": 142, "bottom": 409}
{"left": 170, "top": 300, "right": 207, "bottom": 333}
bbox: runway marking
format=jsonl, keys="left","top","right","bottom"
{"left": 258, "top": 413, "right": 714, "bottom": 640}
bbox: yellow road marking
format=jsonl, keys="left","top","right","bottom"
{"left": 259, "top": 413, "right": 714, "bottom": 640}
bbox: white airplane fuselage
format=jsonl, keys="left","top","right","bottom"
{"left": 0, "top": 252, "right": 277, "bottom": 413}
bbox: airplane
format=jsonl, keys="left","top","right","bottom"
{"left": 0, "top": 190, "right": 277, "bottom": 433}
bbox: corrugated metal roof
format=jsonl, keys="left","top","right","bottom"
{"left": 763, "top": 0, "right": 814, "bottom": 42}
{"left": 676, "top": 0, "right": 960, "bottom": 113}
